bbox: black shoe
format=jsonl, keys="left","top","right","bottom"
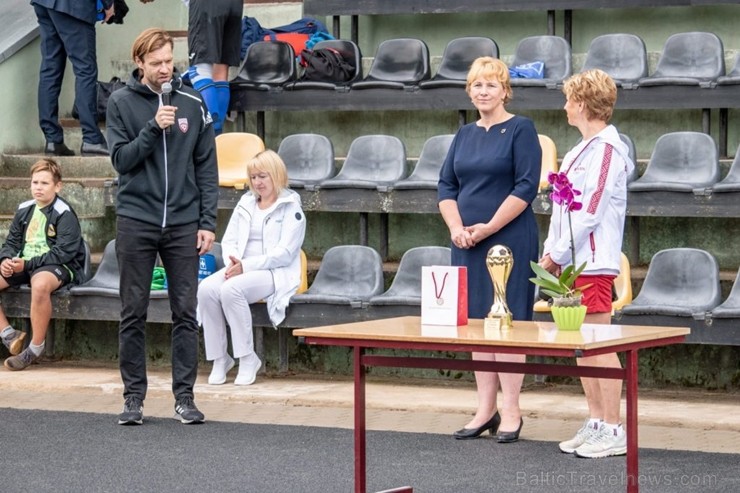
{"left": 80, "top": 141, "right": 109, "bottom": 156}
{"left": 453, "top": 412, "right": 501, "bottom": 440}
{"left": 496, "top": 418, "right": 523, "bottom": 443}
{"left": 117, "top": 396, "right": 144, "bottom": 425}
{"left": 174, "top": 396, "right": 205, "bottom": 424}
{"left": 44, "top": 141, "right": 75, "bottom": 156}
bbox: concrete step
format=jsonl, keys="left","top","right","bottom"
{"left": 0, "top": 177, "right": 108, "bottom": 217}
{"left": 1, "top": 152, "right": 115, "bottom": 178}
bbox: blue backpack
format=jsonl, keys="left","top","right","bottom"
{"left": 241, "top": 16, "right": 270, "bottom": 59}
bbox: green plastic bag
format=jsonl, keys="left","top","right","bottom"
{"left": 151, "top": 267, "right": 167, "bottom": 290}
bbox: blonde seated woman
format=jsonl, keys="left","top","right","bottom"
{"left": 197, "top": 150, "right": 306, "bottom": 385}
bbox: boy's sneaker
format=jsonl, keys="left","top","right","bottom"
{"left": 174, "top": 396, "right": 205, "bottom": 424}
{"left": 1, "top": 328, "right": 26, "bottom": 355}
{"left": 559, "top": 419, "right": 600, "bottom": 453}
{"left": 118, "top": 396, "right": 144, "bottom": 425}
{"left": 575, "top": 423, "right": 627, "bottom": 458}
{"left": 4, "top": 347, "right": 39, "bottom": 371}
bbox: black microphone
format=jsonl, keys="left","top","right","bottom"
{"left": 161, "top": 82, "right": 172, "bottom": 135}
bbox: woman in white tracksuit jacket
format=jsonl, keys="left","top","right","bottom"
{"left": 198, "top": 150, "right": 306, "bottom": 386}
{"left": 539, "top": 70, "right": 635, "bottom": 459}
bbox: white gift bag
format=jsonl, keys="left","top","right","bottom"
{"left": 421, "top": 266, "right": 468, "bottom": 326}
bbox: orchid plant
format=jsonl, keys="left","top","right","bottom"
{"left": 530, "top": 172, "right": 590, "bottom": 301}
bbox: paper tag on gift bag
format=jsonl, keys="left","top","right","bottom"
{"left": 421, "top": 266, "right": 468, "bottom": 326}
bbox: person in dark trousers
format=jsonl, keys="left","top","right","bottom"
{"left": 31, "top": 0, "right": 113, "bottom": 156}
{"left": 106, "top": 27, "right": 218, "bottom": 426}
{"left": 0, "top": 158, "right": 87, "bottom": 370}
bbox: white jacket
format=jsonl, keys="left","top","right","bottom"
{"left": 543, "top": 125, "right": 634, "bottom": 275}
{"left": 221, "top": 188, "right": 306, "bottom": 325}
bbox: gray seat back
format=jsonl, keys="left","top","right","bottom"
{"left": 393, "top": 135, "right": 454, "bottom": 189}
{"left": 510, "top": 35, "right": 571, "bottom": 88}
{"left": 622, "top": 248, "right": 721, "bottom": 316}
{"left": 278, "top": 134, "right": 335, "bottom": 188}
{"left": 710, "top": 267, "right": 740, "bottom": 318}
{"left": 369, "top": 247, "right": 451, "bottom": 305}
{"left": 236, "top": 41, "right": 297, "bottom": 86}
{"left": 73, "top": 239, "right": 119, "bottom": 293}
{"left": 320, "top": 135, "right": 407, "bottom": 189}
{"left": 582, "top": 34, "right": 647, "bottom": 89}
{"left": 352, "top": 38, "right": 430, "bottom": 88}
{"left": 420, "top": 37, "right": 498, "bottom": 88}
{"left": 292, "top": 245, "right": 384, "bottom": 303}
{"left": 627, "top": 132, "right": 719, "bottom": 192}
{"left": 639, "top": 32, "right": 725, "bottom": 87}
{"left": 619, "top": 133, "right": 638, "bottom": 183}
{"left": 717, "top": 53, "right": 740, "bottom": 85}
{"left": 711, "top": 144, "right": 740, "bottom": 192}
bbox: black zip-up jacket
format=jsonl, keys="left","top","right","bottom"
{"left": 106, "top": 71, "right": 218, "bottom": 232}
{"left": 0, "top": 196, "right": 87, "bottom": 284}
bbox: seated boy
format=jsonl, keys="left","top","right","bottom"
{"left": 0, "top": 158, "right": 87, "bottom": 370}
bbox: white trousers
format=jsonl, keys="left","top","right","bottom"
{"left": 197, "top": 267, "right": 275, "bottom": 361}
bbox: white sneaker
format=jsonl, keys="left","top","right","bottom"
{"left": 208, "top": 355, "right": 235, "bottom": 385}
{"left": 234, "top": 355, "right": 262, "bottom": 386}
{"left": 559, "top": 419, "right": 600, "bottom": 453}
{"left": 575, "top": 423, "right": 627, "bottom": 458}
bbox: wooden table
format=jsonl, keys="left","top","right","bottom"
{"left": 294, "top": 316, "right": 690, "bottom": 493}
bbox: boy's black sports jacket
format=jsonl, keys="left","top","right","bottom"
{"left": 106, "top": 71, "right": 218, "bottom": 233}
{"left": 0, "top": 196, "right": 87, "bottom": 284}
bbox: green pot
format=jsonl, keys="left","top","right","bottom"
{"left": 551, "top": 304, "right": 587, "bottom": 331}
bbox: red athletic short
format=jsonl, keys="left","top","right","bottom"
{"left": 574, "top": 274, "right": 616, "bottom": 314}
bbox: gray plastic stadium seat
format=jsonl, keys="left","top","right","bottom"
{"left": 711, "top": 145, "right": 740, "bottom": 193}
{"left": 627, "top": 132, "right": 719, "bottom": 193}
{"left": 290, "top": 245, "right": 384, "bottom": 308}
{"left": 278, "top": 134, "right": 335, "bottom": 191}
{"left": 289, "top": 39, "right": 363, "bottom": 91}
{"left": 620, "top": 248, "right": 721, "bottom": 318}
{"left": 638, "top": 32, "right": 725, "bottom": 88}
{"left": 393, "top": 135, "right": 454, "bottom": 190}
{"left": 234, "top": 41, "right": 297, "bottom": 90}
{"left": 582, "top": 34, "right": 647, "bottom": 90}
{"left": 717, "top": 53, "right": 740, "bottom": 86}
{"left": 419, "top": 37, "right": 499, "bottom": 89}
{"left": 369, "top": 247, "right": 451, "bottom": 306}
{"left": 710, "top": 268, "right": 740, "bottom": 318}
{"left": 319, "top": 135, "right": 407, "bottom": 192}
{"left": 619, "top": 133, "right": 639, "bottom": 183}
{"left": 71, "top": 239, "right": 120, "bottom": 296}
{"left": 351, "top": 38, "right": 430, "bottom": 90}
{"left": 509, "top": 36, "right": 571, "bottom": 89}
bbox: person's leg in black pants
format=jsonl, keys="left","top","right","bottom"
{"left": 34, "top": 4, "right": 67, "bottom": 146}
{"left": 158, "top": 222, "right": 200, "bottom": 400}
{"left": 116, "top": 217, "right": 161, "bottom": 401}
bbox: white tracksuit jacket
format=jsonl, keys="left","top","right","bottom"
{"left": 542, "top": 125, "right": 634, "bottom": 275}
{"left": 221, "top": 188, "right": 306, "bottom": 325}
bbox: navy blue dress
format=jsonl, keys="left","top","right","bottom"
{"left": 438, "top": 116, "right": 541, "bottom": 320}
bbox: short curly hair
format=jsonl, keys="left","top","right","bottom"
{"left": 562, "top": 69, "right": 617, "bottom": 123}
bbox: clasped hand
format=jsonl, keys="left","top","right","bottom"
{"left": 224, "top": 255, "right": 243, "bottom": 279}
{"left": 0, "top": 258, "right": 23, "bottom": 278}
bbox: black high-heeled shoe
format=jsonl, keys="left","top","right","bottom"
{"left": 453, "top": 412, "right": 501, "bottom": 440}
{"left": 496, "top": 418, "right": 524, "bottom": 443}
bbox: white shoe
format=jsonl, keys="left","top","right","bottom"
{"left": 575, "top": 423, "right": 627, "bottom": 458}
{"left": 234, "top": 355, "right": 262, "bottom": 386}
{"left": 208, "top": 355, "right": 235, "bottom": 385}
{"left": 559, "top": 419, "right": 600, "bottom": 453}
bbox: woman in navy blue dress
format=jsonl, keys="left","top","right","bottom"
{"left": 438, "top": 57, "right": 541, "bottom": 443}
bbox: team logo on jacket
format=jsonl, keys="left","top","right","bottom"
{"left": 178, "top": 118, "right": 189, "bottom": 133}
{"left": 47, "top": 224, "right": 56, "bottom": 237}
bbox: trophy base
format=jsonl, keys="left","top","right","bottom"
{"left": 484, "top": 316, "right": 512, "bottom": 332}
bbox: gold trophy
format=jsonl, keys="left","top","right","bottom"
{"left": 485, "top": 244, "right": 514, "bottom": 331}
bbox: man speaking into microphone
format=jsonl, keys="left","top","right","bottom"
{"left": 106, "top": 28, "right": 218, "bottom": 426}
